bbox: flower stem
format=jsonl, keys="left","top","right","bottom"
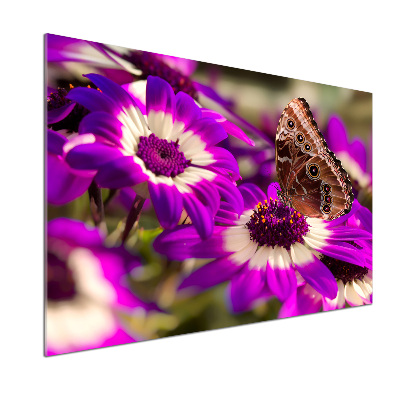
{"left": 121, "top": 194, "right": 145, "bottom": 244}
{"left": 104, "top": 189, "right": 118, "bottom": 209}
{"left": 88, "top": 181, "right": 106, "bottom": 232}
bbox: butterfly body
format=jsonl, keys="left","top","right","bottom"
{"left": 275, "top": 98, "right": 353, "bottom": 220}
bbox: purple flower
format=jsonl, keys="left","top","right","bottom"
{"left": 46, "top": 33, "right": 272, "bottom": 144}
{"left": 66, "top": 74, "right": 246, "bottom": 238}
{"left": 325, "top": 115, "right": 372, "bottom": 195}
{"left": 46, "top": 218, "right": 150, "bottom": 355}
{"left": 279, "top": 204, "right": 372, "bottom": 317}
{"left": 154, "top": 183, "right": 371, "bottom": 313}
{"left": 47, "top": 129, "right": 96, "bottom": 205}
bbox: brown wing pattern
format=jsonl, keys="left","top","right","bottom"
{"left": 275, "top": 98, "right": 354, "bottom": 220}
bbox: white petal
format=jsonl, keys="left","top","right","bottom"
{"left": 229, "top": 240, "right": 258, "bottom": 265}
{"left": 337, "top": 280, "right": 345, "bottom": 308}
{"left": 222, "top": 226, "right": 251, "bottom": 252}
{"left": 179, "top": 134, "right": 207, "bottom": 158}
{"left": 353, "top": 279, "right": 369, "bottom": 300}
{"left": 270, "top": 247, "right": 292, "bottom": 270}
{"left": 290, "top": 242, "right": 314, "bottom": 266}
{"left": 344, "top": 282, "right": 364, "bottom": 306}
{"left": 147, "top": 110, "right": 174, "bottom": 139}
{"left": 248, "top": 246, "right": 271, "bottom": 270}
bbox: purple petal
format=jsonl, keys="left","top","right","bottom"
{"left": 307, "top": 238, "right": 366, "bottom": 267}
{"left": 279, "top": 284, "right": 322, "bottom": 318}
{"left": 183, "top": 193, "right": 214, "bottom": 239}
{"left": 175, "top": 91, "right": 202, "bottom": 129}
{"left": 291, "top": 243, "right": 338, "bottom": 299}
{"left": 325, "top": 200, "right": 360, "bottom": 228}
{"left": 191, "top": 179, "right": 220, "bottom": 217}
{"left": 47, "top": 130, "right": 67, "bottom": 155}
{"left": 153, "top": 225, "right": 229, "bottom": 260}
{"left": 146, "top": 76, "right": 176, "bottom": 128}
{"left": 267, "top": 182, "right": 280, "bottom": 201}
{"left": 327, "top": 227, "right": 372, "bottom": 241}
{"left": 83, "top": 73, "right": 137, "bottom": 110}
{"left": 350, "top": 138, "right": 367, "bottom": 172}
{"left": 48, "top": 102, "right": 76, "bottom": 124}
{"left": 266, "top": 262, "right": 297, "bottom": 302}
{"left": 215, "top": 207, "right": 238, "bottom": 225}
{"left": 149, "top": 182, "right": 183, "bottom": 229}
{"left": 187, "top": 118, "right": 227, "bottom": 147}
{"left": 179, "top": 256, "right": 243, "bottom": 292}
{"left": 325, "top": 115, "right": 349, "bottom": 154}
{"left": 214, "top": 175, "right": 244, "bottom": 216}
{"left": 67, "top": 87, "right": 118, "bottom": 114}
{"left": 201, "top": 109, "right": 255, "bottom": 146}
{"left": 78, "top": 111, "right": 123, "bottom": 146}
{"left": 228, "top": 268, "right": 270, "bottom": 313}
{"left": 206, "top": 146, "right": 240, "bottom": 174}
{"left": 48, "top": 218, "right": 104, "bottom": 246}
{"left": 355, "top": 205, "right": 372, "bottom": 233}
{"left": 238, "top": 183, "right": 267, "bottom": 211}
{"left": 47, "top": 153, "right": 94, "bottom": 205}
{"left": 95, "top": 156, "right": 149, "bottom": 189}
{"left": 66, "top": 142, "right": 124, "bottom": 169}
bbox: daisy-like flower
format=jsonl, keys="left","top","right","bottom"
{"left": 47, "top": 129, "right": 96, "bottom": 205}
{"left": 154, "top": 183, "right": 371, "bottom": 313}
{"left": 65, "top": 74, "right": 246, "bottom": 238}
{"left": 46, "top": 218, "right": 151, "bottom": 356}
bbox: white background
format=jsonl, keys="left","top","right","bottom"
{"left": 1, "top": 1, "right": 399, "bottom": 399}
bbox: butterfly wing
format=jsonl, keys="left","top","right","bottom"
{"left": 275, "top": 98, "right": 354, "bottom": 220}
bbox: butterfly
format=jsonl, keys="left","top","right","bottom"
{"left": 275, "top": 98, "right": 354, "bottom": 220}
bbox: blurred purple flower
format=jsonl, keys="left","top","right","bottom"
{"left": 46, "top": 33, "right": 272, "bottom": 145}
{"left": 65, "top": 74, "right": 247, "bottom": 238}
{"left": 154, "top": 183, "right": 371, "bottom": 313}
{"left": 46, "top": 218, "right": 150, "bottom": 355}
{"left": 325, "top": 115, "right": 372, "bottom": 195}
{"left": 47, "top": 129, "right": 96, "bottom": 205}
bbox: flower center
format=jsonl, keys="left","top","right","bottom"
{"left": 47, "top": 85, "right": 89, "bottom": 132}
{"left": 136, "top": 133, "right": 191, "bottom": 177}
{"left": 125, "top": 50, "right": 198, "bottom": 100}
{"left": 246, "top": 199, "right": 310, "bottom": 250}
{"left": 320, "top": 254, "right": 369, "bottom": 285}
{"left": 47, "top": 253, "right": 77, "bottom": 301}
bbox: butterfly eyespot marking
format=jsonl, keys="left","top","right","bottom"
{"left": 287, "top": 118, "right": 295, "bottom": 130}
{"left": 322, "top": 204, "right": 331, "bottom": 214}
{"left": 295, "top": 133, "right": 305, "bottom": 144}
{"left": 322, "top": 183, "right": 331, "bottom": 194}
{"left": 303, "top": 142, "right": 312, "bottom": 152}
{"left": 307, "top": 163, "right": 320, "bottom": 180}
{"left": 324, "top": 195, "right": 332, "bottom": 204}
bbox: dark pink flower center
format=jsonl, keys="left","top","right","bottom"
{"left": 137, "top": 133, "right": 191, "bottom": 177}
{"left": 47, "top": 253, "right": 77, "bottom": 301}
{"left": 320, "top": 254, "right": 369, "bottom": 284}
{"left": 125, "top": 50, "right": 198, "bottom": 100}
{"left": 246, "top": 199, "right": 309, "bottom": 250}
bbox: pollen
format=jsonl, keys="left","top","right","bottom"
{"left": 246, "top": 198, "right": 310, "bottom": 251}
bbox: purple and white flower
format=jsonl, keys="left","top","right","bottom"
{"left": 46, "top": 218, "right": 150, "bottom": 355}
{"left": 154, "top": 183, "right": 371, "bottom": 313}
{"left": 65, "top": 74, "right": 247, "bottom": 238}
